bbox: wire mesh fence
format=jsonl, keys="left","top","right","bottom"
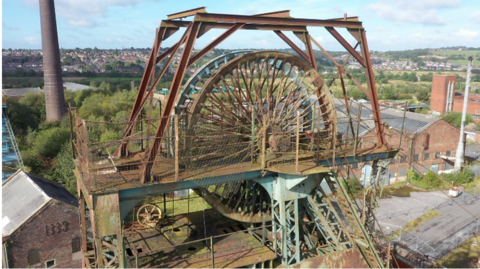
{"left": 379, "top": 219, "right": 480, "bottom": 260}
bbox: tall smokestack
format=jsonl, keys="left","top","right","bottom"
{"left": 39, "top": 0, "right": 65, "bottom": 121}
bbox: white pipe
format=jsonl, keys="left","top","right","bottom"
{"left": 454, "top": 56, "right": 474, "bottom": 171}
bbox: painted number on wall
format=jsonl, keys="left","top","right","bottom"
{"left": 45, "top": 221, "right": 69, "bottom": 236}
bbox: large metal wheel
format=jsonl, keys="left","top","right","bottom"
{"left": 137, "top": 203, "right": 162, "bottom": 228}
{"left": 183, "top": 51, "right": 336, "bottom": 223}
{"left": 181, "top": 50, "right": 336, "bottom": 167}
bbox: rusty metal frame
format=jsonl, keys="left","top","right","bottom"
{"left": 114, "top": 7, "right": 386, "bottom": 182}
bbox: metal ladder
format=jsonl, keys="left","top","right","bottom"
{"left": 328, "top": 174, "right": 384, "bottom": 268}
{"left": 2, "top": 110, "right": 24, "bottom": 170}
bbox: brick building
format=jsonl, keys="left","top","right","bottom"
{"left": 2, "top": 171, "right": 81, "bottom": 268}
{"left": 430, "top": 74, "right": 480, "bottom": 121}
{"left": 337, "top": 101, "right": 460, "bottom": 184}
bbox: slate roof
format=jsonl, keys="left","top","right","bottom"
{"left": 465, "top": 144, "right": 480, "bottom": 161}
{"left": 2, "top": 170, "right": 77, "bottom": 236}
{"left": 333, "top": 99, "right": 441, "bottom": 136}
{"left": 2, "top": 87, "right": 42, "bottom": 97}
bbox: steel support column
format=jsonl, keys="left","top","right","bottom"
{"left": 142, "top": 21, "right": 201, "bottom": 182}
{"left": 360, "top": 29, "right": 385, "bottom": 146}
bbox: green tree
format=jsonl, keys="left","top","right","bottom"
{"left": 48, "top": 142, "right": 77, "bottom": 196}
{"left": 416, "top": 88, "right": 431, "bottom": 103}
{"left": 441, "top": 112, "right": 473, "bottom": 128}
{"left": 6, "top": 96, "right": 39, "bottom": 135}
{"left": 31, "top": 127, "right": 70, "bottom": 159}
{"left": 348, "top": 89, "right": 367, "bottom": 100}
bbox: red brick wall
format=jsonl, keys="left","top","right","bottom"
{"left": 6, "top": 200, "right": 81, "bottom": 268}
{"left": 430, "top": 75, "right": 457, "bottom": 114}
{"left": 452, "top": 95, "right": 480, "bottom": 118}
{"left": 346, "top": 119, "right": 459, "bottom": 182}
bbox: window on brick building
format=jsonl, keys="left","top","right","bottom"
{"left": 400, "top": 156, "right": 407, "bottom": 163}
{"left": 435, "top": 152, "right": 441, "bottom": 158}
{"left": 45, "top": 259, "right": 56, "bottom": 268}
{"left": 446, "top": 151, "right": 451, "bottom": 157}
{"left": 424, "top": 153, "right": 430, "bottom": 160}
{"left": 27, "top": 249, "right": 40, "bottom": 265}
{"left": 72, "top": 237, "right": 81, "bottom": 253}
{"left": 413, "top": 154, "right": 419, "bottom": 161}
{"left": 352, "top": 162, "right": 358, "bottom": 169}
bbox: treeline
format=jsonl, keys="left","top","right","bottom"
{"left": 6, "top": 82, "right": 140, "bottom": 196}
{"left": 383, "top": 49, "right": 430, "bottom": 62}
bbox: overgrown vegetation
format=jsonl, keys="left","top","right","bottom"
{"left": 341, "top": 177, "right": 362, "bottom": 196}
{"left": 439, "top": 235, "right": 480, "bottom": 268}
{"left": 407, "top": 168, "right": 474, "bottom": 190}
{"left": 387, "top": 209, "right": 442, "bottom": 240}
{"left": 6, "top": 81, "right": 142, "bottom": 196}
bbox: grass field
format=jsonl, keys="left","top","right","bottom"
{"left": 429, "top": 49, "right": 480, "bottom": 66}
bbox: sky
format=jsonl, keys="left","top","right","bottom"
{"left": 2, "top": 0, "right": 480, "bottom": 51}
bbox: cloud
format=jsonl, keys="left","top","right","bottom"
{"left": 20, "top": 0, "right": 159, "bottom": 28}
{"left": 470, "top": 11, "right": 480, "bottom": 23}
{"left": 366, "top": 0, "right": 460, "bottom": 25}
{"left": 453, "top": 29, "right": 480, "bottom": 38}
{"left": 24, "top": 37, "right": 40, "bottom": 45}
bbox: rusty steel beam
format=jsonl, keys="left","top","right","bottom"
{"left": 167, "top": 7, "right": 206, "bottom": 20}
{"left": 118, "top": 27, "right": 165, "bottom": 157}
{"left": 161, "top": 20, "right": 309, "bottom": 32}
{"left": 360, "top": 29, "right": 385, "bottom": 146}
{"left": 304, "top": 33, "right": 318, "bottom": 70}
{"left": 142, "top": 22, "right": 201, "bottom": 182}
{"left": 194, "top": 13, "right": 364, "bottom": 29}
{"left": 254, "top": 10, "right": 291, "bottom": 18}
{"left": 337, "top": 65, "right": 355, "bottom": 137}
{"left": 274, "top": 31, "right": 312, "bottom": 65}
{"left": 292, "top": 31, "right": 317, "bottom": 69}
{"left": 325, "top": 27, "right": 366, "bottom": 67}
{"left": 188, "top": 23, "right": 245, "bottom": 67}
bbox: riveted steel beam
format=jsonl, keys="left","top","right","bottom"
{"left": 142, "top": 21, "right": 201, "bottom": 182}
{"left": 161, "top": 20, "right": 309, "bottom": 32}
{"left": 274, "top": 31, "right": 311, "bottom": 65}
{"left": 360, "top": 29, "right": 385, "bottom": 146}
{"left": 325, "top": 27, "right": 365, "bottom": 67}
{"left": 188, "top": 23, "right": 245, "bottom": 67}
{"left": 194, "top": 13, "right": 364, "bottom": 29}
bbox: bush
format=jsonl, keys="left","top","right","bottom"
{"left": 31, "top": 127, "right": 71, "bottom": 159}
{"left": 442, "top": 112, "right": 473, "bottom": 128}
{"left": 443, "top": 167, "right": 474, "bottom": 185}
{"left": 407, "top": 169, "right": 447, "bottom": 190}
{"left": 48, "top": 142, "right": 77, "bottom": 196}
{"left": 341, "top": 177, "right": 361, "bottom": 196}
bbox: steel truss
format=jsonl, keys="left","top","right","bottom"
{"left": 115, "top": 7, "right": 387, "bottom": 183}
{"left": 72, "top": 8, "right": 399, "bottom": 269}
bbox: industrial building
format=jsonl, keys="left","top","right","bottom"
{"left": 336, "top": 101, "right": 460, "bottom": 184}
{"left": 430, "top": 74, "right": 480, "bottom": 120}
{"left": 2, "top": 171, "right": 81, "bottom": 268}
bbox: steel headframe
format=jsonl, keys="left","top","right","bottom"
{"left": 116, "top": 8, "right": 386, "bottom": 183}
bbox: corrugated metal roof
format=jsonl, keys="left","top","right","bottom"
{"left": 2, "top": 171, "right": 77, "bottom": 236}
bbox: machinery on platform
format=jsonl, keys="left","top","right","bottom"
{"left": 72, "top": 8, "right": 406, "bottom": 268}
